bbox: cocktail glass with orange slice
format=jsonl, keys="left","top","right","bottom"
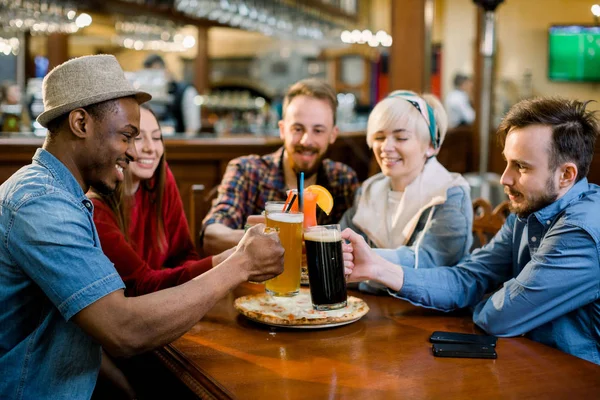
{"left": 283, "top": 184, "right": 334, "bottom": 227}
{"left": 283, "top": 185, "right": 334, "bottom": 285}
{"left": 305, "top": 185, "right": 334, "bottom": 217}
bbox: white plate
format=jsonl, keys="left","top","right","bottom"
{"left": 242, "top": 314, "right": 363, "bottom": 329}
{"left": 234, "top": 289, "right": 369, "bottom": 329}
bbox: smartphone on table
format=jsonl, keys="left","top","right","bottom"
{"left": 432, "top": 343, "right": 497, "bottom": 359}
{"left": 429, "top": 331, "right": 497, "bottom": 347}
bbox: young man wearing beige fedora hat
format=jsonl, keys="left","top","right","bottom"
{"left": 0, "top": 54, "right": 284, "bottom": 399}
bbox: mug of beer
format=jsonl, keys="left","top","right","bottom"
{"left": 265, "top": 211, "right": 304, "bottom": 296}
{"left": 304, "top": 224, "right": 348, "bottom": 310}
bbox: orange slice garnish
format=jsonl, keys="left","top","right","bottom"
{"left": 305, "top": 185, "right": 334, "bottom": 215}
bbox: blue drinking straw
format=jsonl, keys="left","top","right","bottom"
{"left": 298, "top": 172, "right": 304, "bottom": 212}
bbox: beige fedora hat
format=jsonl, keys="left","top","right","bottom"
{"left": 37, "top": 54, "right": 152, "bottom": 127}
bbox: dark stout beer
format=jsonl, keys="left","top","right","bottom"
{"left": 304, "top": 226, "right": 347, "bottom": 310}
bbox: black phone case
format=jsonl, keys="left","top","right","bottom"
{"left": 432, "top": 343, "right": 498, "bottom": 359}
{"left": 430, "top": 331, "right": 497, "bottom": 347}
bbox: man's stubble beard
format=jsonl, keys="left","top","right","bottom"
{"left": 288, "top": 144, "right": 327, "bottom": 178}
{"left": 89, "top": 176, "right": 117, "bottom": 195}
{"left": 91, "top": 182, "right": 117, "bottom": 195}
{"left": 508, "top": 174, "right": 559, "bottom": 218}
{"left": 290, "top": 152, "right": 325, "bottom": 178}
{"left": 84, "top": 158, "right": 117, "bottom": 195}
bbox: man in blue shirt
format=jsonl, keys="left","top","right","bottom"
{"left": 342, "top": 97, "right": 600, "bottom": 364}
{"left": 0, "top": 55, "right": 284, "bottom": 399}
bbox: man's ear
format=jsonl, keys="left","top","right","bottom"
{"left": 558, "top": 162, "right": 578, "bottom": 189}
{"left": 278, "top": 119, "right": 285, "bottom": 140}
{"left": 329, "top": 125, "right": 339, "bottom": 144}
{"left": 68, "top": 108, "right": 91, "bottom": 139}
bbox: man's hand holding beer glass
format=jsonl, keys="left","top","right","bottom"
{"left": 341, "top": 228, "right": 405, "bottom": 292}
{"left": 341, "top": 241, "right": 355, "bottom": 277}
{"left": 232, "top": 223, "right": 285, "bottom": 283}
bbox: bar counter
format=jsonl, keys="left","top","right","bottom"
{"left": 0, "top": 131, "right": 373, "bottom": 248}
{"left": 3, "top": 128, "right": 599, "bottom": 243}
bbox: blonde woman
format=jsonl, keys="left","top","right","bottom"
{"left": 340, "top": 91, "right": 472, "bottom": 292}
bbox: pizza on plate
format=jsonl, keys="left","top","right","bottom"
{"left": 234, "top": 288, "right": 369, "bottom": 326}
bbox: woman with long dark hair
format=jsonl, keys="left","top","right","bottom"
{"left": 89, "top": 105, "right": 233, "bottom": 296}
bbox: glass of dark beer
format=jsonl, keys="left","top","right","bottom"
{"left": 304, "top": 224, "right": 347, "bottom": 311}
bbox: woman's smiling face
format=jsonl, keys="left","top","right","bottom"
{"left": 370, "top": 108, "right": 433, "bottom": 191}
{"left": 129, "top": 107, "right": 164, "bottom": 183}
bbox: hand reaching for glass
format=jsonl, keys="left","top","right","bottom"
{"left": 341, "top": 228, "right": 379, "bottom": 282}
{"left": 341, "top": 228, "right": 405, "bottom": 291}
{"left": 342, "top": 241, "right": 354, "bottom": 277}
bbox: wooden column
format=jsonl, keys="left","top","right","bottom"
{"left": 47, "top": 33, "right": 69, "bottom": 70}
{"left": 472, "top": 8, "right": 484, "bottom": 175}
{"left": 473, "top": 7, "right": 503, "bottom": 175}
{"left": 24, "top": 33, "right": 36, "bottom": 81}
{"left": 390, "top": 0, "right": 430, "bottom": 93}
{"left": 193, "top": 26, "right": 209, "bottom": 94}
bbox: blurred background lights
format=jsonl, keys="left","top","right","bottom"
{"left": 182, "top": 35, "right": 196, "bottom": 49}
{"left": 75, "top": 13, "right": 92, "bottom": 28}
{"left": 376, "top": 30, "right": 388, "bottom": 42}
{"left": 340, "top": 30, "right": 352, "bottom": 43}
{"left": 1, "top": 4, "right": 92, "bottom": 36}
{"left": 114, "top": 17, "right": 196, "bottom": 52}
{"left": 340, "top": 28, "right": 392, "bottom": 48}
{"left": 254, "top": 97, "right": 266, "bottom": 108}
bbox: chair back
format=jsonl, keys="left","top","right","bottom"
{"left": 472, "top": 198, "right": 510, "bottom": 248}
{"left": 189, "top": 184, "right": 220, "bottom": 251}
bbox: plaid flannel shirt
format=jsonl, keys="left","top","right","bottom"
{"left": 202, "top": 147, "right": 360, "bottom": 230}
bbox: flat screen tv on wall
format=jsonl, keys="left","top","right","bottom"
{"left": 548, "top": 25, "right": 600, "bottom": 82}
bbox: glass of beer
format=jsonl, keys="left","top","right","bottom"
{"left": 265, "top": 211, "right": 304, "bottom": 296}
{"left": 304, "top": 224, "right": 347, "bottom": 310}
{"left": 264, "top": 201, "right": 287, "bottom": 215}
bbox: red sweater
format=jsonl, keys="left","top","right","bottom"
{"left": 92, "top": 167, "right": 212, "bottom": 296}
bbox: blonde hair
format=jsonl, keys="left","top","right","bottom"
{"left": 283, "top": 78, "right": 338, "bottom": 124}
{"left": 366, "top": 91, "right": 448, "bottom": 150}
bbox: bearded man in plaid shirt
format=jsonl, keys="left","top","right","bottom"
{"left": 202, "top": 79, "right": 360, "bottom": 255}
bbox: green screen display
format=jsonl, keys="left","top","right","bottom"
{"left": 548, "top": 26, "right": 600, "bottom": 82}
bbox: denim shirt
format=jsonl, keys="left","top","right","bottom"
{"left": 394, "top": 178, "right": 600, "bottom": 364}
{"left": 0, "top": 149, "right": 125, "bottom": 399}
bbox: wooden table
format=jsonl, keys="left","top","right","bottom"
{"left": 154, "top": 283, "right": 600, "bottom": 399}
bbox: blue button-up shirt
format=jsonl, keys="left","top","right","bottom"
{"left": 0, "top": 149, "right": 125, "bottom": 399}
{"left": 392, "top": 178, "right": 600, "bottom": 364}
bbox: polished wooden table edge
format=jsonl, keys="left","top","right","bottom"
{"left": 154, "top": 344, "right": 236, "bottom": 400}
